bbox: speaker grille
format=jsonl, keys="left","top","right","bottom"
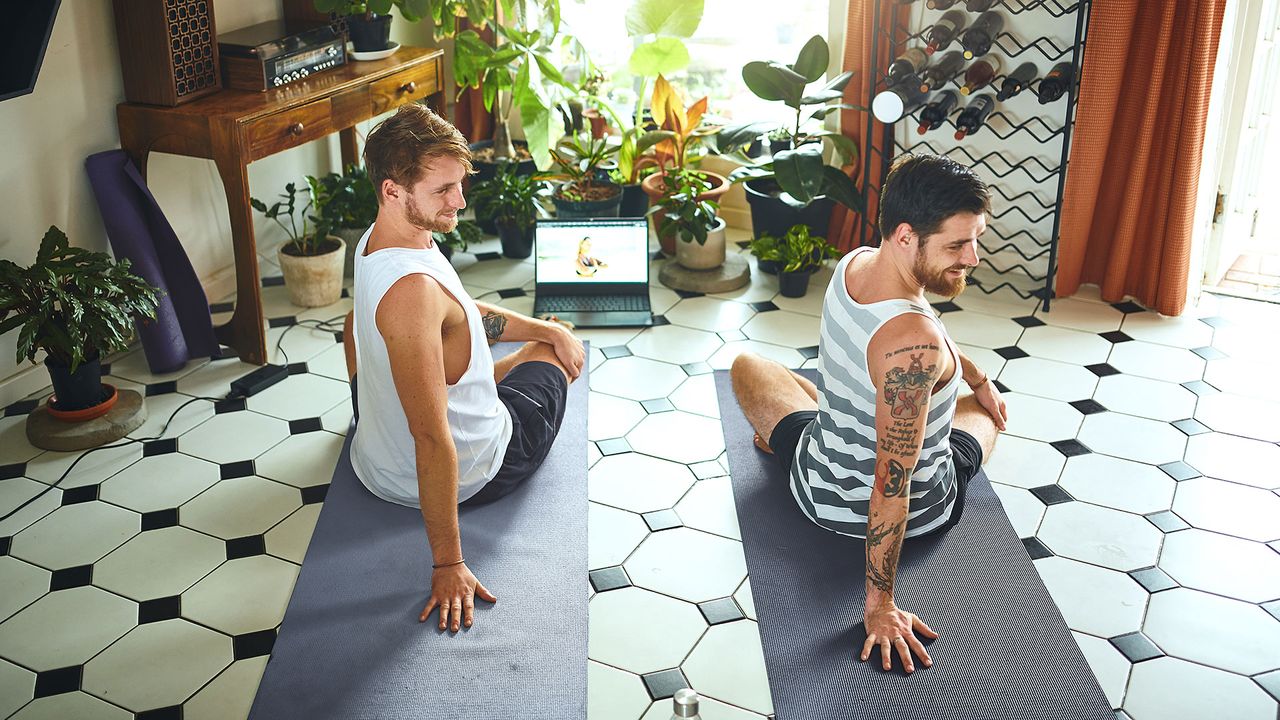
{"left": 165, "top": 0, "right": 216, "bottom": 97}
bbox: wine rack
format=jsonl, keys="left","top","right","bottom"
{"left": 857, "top": 0, "right": 1094, "bottom": 310}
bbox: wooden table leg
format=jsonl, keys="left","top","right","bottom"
{"left": 211, "top": 135, "right": 267, "bottom": 365}
{"left": 339, "top": 126, "right": 359, "bottom": 171}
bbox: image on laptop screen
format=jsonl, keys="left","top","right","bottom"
{"left": 535, "top": 220, "right": 649, "bottom": 284}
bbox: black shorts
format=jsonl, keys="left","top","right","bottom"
{"left": 769, "top": 410, "right": 983, "bottom": 535}
{"left": 349, "top": 360, "right": 568, "bottom": 506}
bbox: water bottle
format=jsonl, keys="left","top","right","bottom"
{"left": 671, "top": 688, "right": 702, "bottom": 719}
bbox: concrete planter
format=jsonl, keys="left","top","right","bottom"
{"left": 278, "top": 236, "right": 345, "bottom": 308}
{"left": 676, "top": 217, "right": 727, "bottom": 270}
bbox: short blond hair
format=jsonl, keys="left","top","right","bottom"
{"left": 363, "top": 104, "right": 473, "bottom": 203}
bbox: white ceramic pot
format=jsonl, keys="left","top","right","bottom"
{"left": 676, "top": 217, "right": 727, "bottom": 270}
{"left": 278, "top": 235, "right": 346, "bottom": 308}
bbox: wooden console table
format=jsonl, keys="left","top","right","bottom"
{"left": 117, "top": 46, "right": 445, "bottom": 365}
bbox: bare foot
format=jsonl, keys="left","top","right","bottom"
{"left": 753, "top": 432, "right": 774, "bottom": 454}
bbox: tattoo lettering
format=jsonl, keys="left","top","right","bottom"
{"left": 481, "top": 310, "right": 508, "bottom": 342}
{"left": 878, "top": 418, "right": 920, "bottom": 456}
{"left": 877, "top": 459, "right": 910, "bottom": 497}
{"left": 882, "top": 352, "right": 937, "bottom": 420}
{"left": 884, "top": 343, "right": 940, "bottom": 360}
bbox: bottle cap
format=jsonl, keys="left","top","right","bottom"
{"left": 954, "top": 129, "right": 967, "bottom": 141}
{"left": 925, "top": 44, "right": 937, "bottom": 55}
{"left": 673, "top": 688, "right": 700, "bottom": 718}
{"left": 960, "top": 85, "right": 970, "bottom": 96}
{"left": 963, "top": 50, "right": 974, "bottom": 60}
{"left": 917, "top": 123, "right": 928, "bottom": 135}
{"left": 872, "top": 89, "right": 907, "bottom": 124}
{"left": 919, "top": 82, "right": 930, "bottom": 93}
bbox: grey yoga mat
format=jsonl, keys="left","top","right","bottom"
{"left": 250, "top": 345, "right": 588, "bottom": 720}
{"left": 713, "top": 370, "right": 1113, "bottom": 720}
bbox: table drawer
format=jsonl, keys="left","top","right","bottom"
{"left": 245, "top": 98, "right": 334, "bottom": 161}
{"left": 370, "top": 60, "right": 441, "bottom": 116}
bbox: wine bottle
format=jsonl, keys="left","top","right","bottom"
{"left": 965, "top": 0, "right": 998, "bottom": 10}
{"left": 961, "top": 11, "right": 1004, "bottom": 59}
{"left": 959, "top": 55, "right": 1002, "bottom": 95}
{"left": 918, "top": 50, "right": 965, "bottom": 92}
{"left": 996, "top": 61, "right": 1038, "bottom": 101}
{"left": 954, "top": 94, "right": 996, "bottom": 139}
{"left": 926, "top": 0, "right": 959, "bottom": 8}
{"left": 925, "top": 10, "right": 968, "bottom": 55}
{"left": 1037, "top": 61, "right": 1076, "bottom": 104}
{"left": 917, "top": 90, "right": 960, "bottom": 134}
{"left": 887, "top": 48, "right": 929, "bottom": 88}
{"left": 872, "top": 83, "right": 929, "bottom": 124}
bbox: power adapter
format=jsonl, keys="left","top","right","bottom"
{"left": 229, "top": 364, "right": 290, "bottom": 398}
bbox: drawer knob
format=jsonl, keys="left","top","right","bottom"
{"left": 289, "top": 122, "right": 305, "bottom": 136}
{"left": 401, "top": 81, "right": 417, "bottom": 94}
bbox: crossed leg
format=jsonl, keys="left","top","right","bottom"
{"left": 492, "top": 339, "right": 575, "bottom": 385}
{"left": 951, "top": 393, "right": 999, "bottom": 460}
{"left": 729, "top": 352, "right": 819, "bottom": 454}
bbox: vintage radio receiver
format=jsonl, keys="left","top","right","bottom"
{"left": 218, "top": 20, "right": 345, "bottom": 92}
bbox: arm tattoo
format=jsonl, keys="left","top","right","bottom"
{"left": 882, "top": 351, "right": 938, "bottom": 420}
{"left": 877, "top": 459, "right": 910, "bottom": 497}
{"left": 866, "top": 521, "right": 905, "bottom": 595}
{"left": 481, "top": 310, "right": 508, "bottom": 342}
{"left": 866, "top": 518, "right": 903, "bottom": 549}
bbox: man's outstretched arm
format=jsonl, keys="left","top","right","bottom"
{"left": 956, "top": 348, "right": 1007, "bottom": 431}
{"left": 862, "top": 318, "right": 946, "bottom": 673}
{"left": 473, "top": 300, "right": 584, "bottom": 379}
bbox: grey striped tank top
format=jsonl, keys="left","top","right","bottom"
{"left": 789, "top": 248, "right": 963, "bottom": 538}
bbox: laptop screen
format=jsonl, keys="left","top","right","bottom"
{"left": 535, "top": 219, "right": 650, "bottom": 285}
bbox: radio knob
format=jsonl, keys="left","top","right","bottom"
{"left": 289, "top": 122, "right": 305, "bottom": 136}
{"left": 402, "top": 81, "right": 417, "bottom": 94}
{"left": 301, "top": 69, "right": 309, "bottom": 76}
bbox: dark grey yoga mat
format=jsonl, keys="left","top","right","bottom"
{"left": 714, "top": 370, "right": 1113, "bottom": 720}
{"left": 250, "top": 345, "right": 587, "bottom": 720}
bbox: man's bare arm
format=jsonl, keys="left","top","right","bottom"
{"left": 955, "top": 347, "right": 1008, "bottom": 430}
{"left": 473, "top": 300, "right": 584, "bottom": 379}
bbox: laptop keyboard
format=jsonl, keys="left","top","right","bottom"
{"left": 538, "top": 295, "right": 649, "bottom": 312}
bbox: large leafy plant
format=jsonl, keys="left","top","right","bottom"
{"left": 469, "top": 164, "right": 550, "bottom": 230}
{"left": 625, "top": 0, "right": 704, "bottom": 128}
{"left": 313, "top": 0, "right": 432, "bottom": 20}
{"left": 650, "top": 75, "right": 713, "bottom": 172}
{"left": 652, "top": 170, "right": 719, "bottom": 246}
{"left": 0, "top": 226, "right": 160, "bottom": 373}
{"left": 307, "top": 165, "right": 378, "bottom": 232}
{"left": 549, "top": 133, "right": 619, "bottom": 199}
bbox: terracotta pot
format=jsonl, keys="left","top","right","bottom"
{"left": 48, "top": 383, "right": 118, "bottom": 423}
{"left": 278, "top": 236, "right": 346, "bottom": 308}
{"left": 642, "top": 170, "right": 730, "bottom": 255}
{"left": 675, "top": 217, "right": 727, "bottom": 270}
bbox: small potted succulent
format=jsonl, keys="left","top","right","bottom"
{"left": 313, "top": 0, "right": 430, "bottom": 52}
{"left": 549, "top": 133, "right": 622, "bottom": 219}
{"left": 651, "top": 170, "right": 725, "bottom": 271}
{"left": 308, "top": 165, "right": 378, "bottom": 279}
{"left": 252, "top": 181, "right": 345, "bottom": 308}
{"left": 469, "top": 164, "right": 550, "bottom": 258}
{"left": 776, "top": 223, "right": 839, "bottom": 298}
{"left": 0, "top": 226, "right": 160, "bottom": 420}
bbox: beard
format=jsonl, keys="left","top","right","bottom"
{"left": 404, "top": 194, "right": 457, "bottom": 233}
{"left": 913, "top": 250, "right": 969, "bottom": 297}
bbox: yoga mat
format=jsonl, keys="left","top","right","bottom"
{"left": 714, "top": 370, "right": 1113, "bottom": 720}
{"left": 250, "top": 345, "right": 588, "bottom": 719}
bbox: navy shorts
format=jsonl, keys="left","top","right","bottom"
{"left": 769, "top": 410, "right": 983, "bottom": 535}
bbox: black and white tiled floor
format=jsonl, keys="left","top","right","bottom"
{"left": 1, "top": 230, "right": 1279, "bottom": 719}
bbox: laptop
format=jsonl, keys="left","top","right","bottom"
{"left": 532, "top": 217, "right": 654, "bottom": 328}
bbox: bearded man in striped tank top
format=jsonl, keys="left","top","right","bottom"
{"left": 731, "top": 154, "right": 1008, "bottom": 675}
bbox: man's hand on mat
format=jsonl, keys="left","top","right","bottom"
{"left": 421, "top": 563, "right": 497, "bottom": 631}
{"left": 544, "top": 320, "right": 585, "bottom": 379}
{"left": 973, "top": 379, "right": 1008, "bottom": 432}
{"left": 861, "top": 602, "right": 938, "bottom": 673}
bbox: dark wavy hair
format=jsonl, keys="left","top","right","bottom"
{"left": 878, "top": 154, "right": 991, "bottom": 242}
{"left": 363, "top": 104, "right": 473, "bottom": 204}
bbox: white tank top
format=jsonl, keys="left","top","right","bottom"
{"left": 349, "top": 224, "right": 513, "bottom": 506}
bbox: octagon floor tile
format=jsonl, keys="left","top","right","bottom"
{"left": 626, "top": 528, "right": 746, "bottom": 603}
{"left": 81, "top": 619, "right": 233, "bottom": 712}
{"left": 682, "top": 620, "right": 774, "bottom": 715}
{"left": 1143, "top": 588, "right": 1280, "bottom": 675}
{"left": 587, "top": 660, "right": 651, "bottom": 720}
{"left": 938, "top": 311, "right": 1026, "bottom": 350}
{"left": 707, "top": 340, "right": 804, "bottom": 370}
{"left": 0, "top": 557, "right": 48, "bottom": 623}
{"left": 1120, "top": 312, "right": 1214, "bottom": 349}
{"left": 1015, "top": 325, "right": 1113, "bottom": 365}
{"left": 182, "top": 555, "right": 299, "bottom": 635}
{"left": 264, "top": 504, "right": 322, "bottom": 564}
{"left": 0, "top": 477, "right": 61, "bottom": 537}
{"left": 10, "top": 503, "right": 138, "bottom": 570}
{"left": 588, "top": 502, "right": 649, "bottom": 570}
{"left": 588, "top": 587, "right": 706, "bottom": 674}
{"left": 589, "top": 453, "right": 696, "bottom": 514}
{"left": 1192, "top": 392, "right": 1280, "bottom": 443}
{"left": 1039, "top": 501, "right": 1163, "bottom": 571}
{"left": 1184, "top": 433, "right": 1280, "bottom": 490}
{"left": 664, "top": 296, "right": 757, "bottom": 334}
{"left": 1001, "top": 393, "right": 1085, "bottom": 443}
{"left": 93, "top": 526, "right": 226, "bottom": 601}
{"left": 591, "top": 357, "right": 688, "bottom": 401}
{"left": 628, "top": 325, "right": 724, "bottom": 366}
{"left": 588, "top": 393, "right": 646, "bottom": 442}
{"left": 995, "top": 356, "right": 1098, "bottom": 402}
{"left": 0, "top": 658, "right": 33, "bottom": 718}
{"left": 254, "top": 432, "right": 345, "bottom": 488}
{"left": 180, "top": 476, "right": 300, "bottom": 540}
{"left": 23, "top": 442, "right": 143, "bottom": 488}
{"left": 1202, "top": 357, "right": 1280, "bottom": 403}
{"left": 8, "top": 692, "right": 131, "bottom": 720}
{"left": 668, "top": 374, "right": 721, "bottom": 419}
{"left": 1092, "top": 375, "right": 1197, "bottom": 422}
{"left": 1057, "top": 454, "right": 1176, "bottom": 515}
{"left": 0, "top": 586, "right": 136, "bottom": 672}
{"left": 1124, "top": 657, "right": 1277, "bottom": 720}
{"left": 989, "top": 483, "right": 1047, "bottom": 537}
{"left": 1071, "top": 631, "right": 1130, "bottom": 709}
{"left": 1077, "top": 413, "right": 1187, "bottom": 466}
{"left": 675, "top": 477, "right": 741, "bottom": 541}
{"left": 178, "top": 412, "right": 290, "bottom": 465}
{"left": 741, "top": 310, "right": 821, "bottom": 350}
{"left": 1032, "top": 556, "right": 1147, "bottom": 638}
{"left": 627, "top": 412, "right": 724, "bottom": 465}
{"left": 246, "top": 373, "right": 350, "bottom": 422}
{"left": 1172, "top": 477, "right": 1280, "bottom": 542}
{"left": 1158, "top": 529, "right": 1280, "bottom": 603}
{"left": 182, "top": 656, "right": 268, "bottom": 720}
{"left": 99, "top": 453, "right": 220, "bottom": 513}
{"left": 124, "top": 394, "right": 215, "bottom": 441}
{"left": 640, "top": 695, "right": 767, "bottom": 719}
{"left": 983, "top": 435, "right": 1067, "bottom": 489}
{"left": 1107, "top": 341, "right": 1206, "bottom": 384}
{"left": 1035, "top": 297, "right": 1125, "bottom": 333}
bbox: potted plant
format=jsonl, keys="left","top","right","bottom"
{"left": 0, "top": 226, "right": 160, "bottom": 420}
{"left": 549, "top": 133, "right": 622, "bottom": 219}
{"left": 313, "top": 0, "right": 431, "bottom": 52}
{"left": 715, "top": 35, "right": 865, "bottom": 241}
{"left": 469, "top": 164, "right": 549, "bottom": 258}
{"left": 748, "top": 232, "right": 783, "bottom": 275}
{"left": 308, "top": 165, "right": 378, "bottom": 279}
{"left": 776, "top": 223, "right": 839, "bottom": 298}
{"left": 652, "top": 170, "right": 726, "bottom": 271}
{"left": 252, "top": 182, "right": 346, "bottom": 308}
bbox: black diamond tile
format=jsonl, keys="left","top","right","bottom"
{"left": 1029, "top": 484, "right": 1074, "bottom": 505}
{"left": 496, "top": 287, "right": 527, "bottom": 299}
{"left": 136, "top": 705, "right": 183, "bottom": 720}
{"left": 642, "top": 509, "right": 682, "bottom": 532}
{"left": 1022, "top": 536, "right": 1053, "bottom": 560}
{"left": 33, "top": 665, "right": 81, "bottom": 698}
{"left": 214, "top": 397, "right": 247, "bottom": 414}
{"left": 992, "top": 378, "right": 1011, "bottom": 394}
{"left": 262, "top": 275, "right": 286, "bottom": 287}
{"left": 601, "top": 345, "right": 633, "bottom": 360}
{"left": 300, "top": 483, "right": 329, "bottom": 505}
{"left": 145, "top": 381, "right": 178, "bottom": 396}
{"left": 267, "top": 315, "right": 296, "bottom": 328}
{"left": 209, "top": 301, "right": 235, "bottom": 314}
{"left": 0, "top": 536, "right": 9, "bottom": 556}
{"left": 287, "top": 362, "right": 309, "bottom": 375}
{"left": 220, "top": 460, "right": 255, "bottom": 480}
{"left": 143, "top": 438, "right": 178, "bottom": 457}
{"left": 474, "top": 251, "right": 502, "bottom": 261}
{"left": 797, "top": 345, "right": 820, "bottom": 360}
{"left": 1109, "top": 631, "right": 1163, "bottom": 662}
{"left": 1171, "top": 418, "right": 1211, "bottom": 436}
{"left": 1012, "top": 315, "right": 1046, "bottom": 328}
{"left": 994, "top": 346, "right": 1029, "bottom": 360}
{"left": 233, "top": 628, "right": 278, "bottom": 660}
{"left": 1069, "top": 399, "right": 1107, "bottom": 415}
{"left": 1180, "top": 380, "right": 1219, "bottom": 396}
{"left": 1158, "top": 461, "right": 1200, "bottom": 481}
{"left": 141, "top": 508, "right": 179, "bottom": 531}
{"left": 1085, "top": 363, "right": 1121, "bottom": 377}
{"left": 1198, "top": 315, "right": 1231, "bottom": 328}
{"left": 596, "top": 438, "right": 631, "bottom": 456}
{"left": 289, "top": 417, "right": 324, "bottom": 434}
{"left": 749, "top": 301, "right": 779, "bottom": 312}
{"left": 61, "top": 484, "right": 99, "bottom": 506}
{"left": 641, "top": 668, "right": 689, "bottom": 700}
{"left": 1145, "top": 510, "right": 1190, "bottom": 533}
{"left": 681, "top": 361, "right": 713, "bottom": 376}
{"left": 1128, "top": 567, "right": 1178, "bottom": 593}
{"left": 49, "top": 564, "right": 93, "bottom": 591}
{"left": 1050, "top": 439, "right": 1091, "bottom": 457}
{"left": 650, "top": 314, "right": 670, "bottom": 327}
{"left": 1110, "top": 301, "right": 1146, "bottom": 314}
{"left": 931, "top": 301, "right": 962, "bottom": 314}
{"left": 675, "top": 289, "right": 704, "bottom": 299}
{"left": 4, "top": 399, "right": 38, "bottom": 417}
{"left": 332, "top": 331, "right": 344, "bottom": 344}
{"left": 340, "top": 287, "right": 350, "bottom": 299}
{"left": 641, "top": 398, "right": 675, "bottom": 414}
{"left": 1263, "top": 600, "right": 1280, "bottom": 623}
{"left": 1099, "top": 330, "right": 1133, "bottom": 344}
{"left": 698, "top": 597, "right": 744, "bottom": 625}
{"left": 1256, "top": 670, "right": 1280, "bottom": 705}
{"left": 138, "top": 596, "right": 182, "bottom": 624}
{"left": 589, "top": 566, "right": 631, "bottom": 593}
{"left": 1191, "top": 345, "right": 1227, "bottom": 361}
{"left": 226, "top": 535, "right": 266, "bottom": 560}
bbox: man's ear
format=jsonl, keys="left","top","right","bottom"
{"left": 380, "top": 178, "right": 400, "bottom": 204}
{"left": 890, "top": 222, "right": 916, "bottom": 250}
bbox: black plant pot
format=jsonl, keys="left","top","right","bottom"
{"left": 45, "top": 355, "right": 108, "bottom": 412}
{"left": 496, "top": 220, "right": 534, "bottom": 259}
{"left": 619, "top": 183, "right": 649, "bottom": 218}
{"left": 347, "top": 14, "right": 392, "bottom": 52}
{"left": 745, "top": 178, "right": 834, "bottom": 241}
{"left": 769, "top": 139, "right": 791, "bottom": 157}
{"left": 778, "top": 269, "right": 813, "bottom": 298}
{"left": 551, "top": 183, "right": 623, "bottom": 219}
{"left": 758, "top": 258, "right": 782, "bottom": 275}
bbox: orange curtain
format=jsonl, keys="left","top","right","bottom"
{"left": 1056, "top": 0, "right": 1226, "bottom": 316}
{"left": 829, "top": 0, "right": 912, "bottom": 253}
